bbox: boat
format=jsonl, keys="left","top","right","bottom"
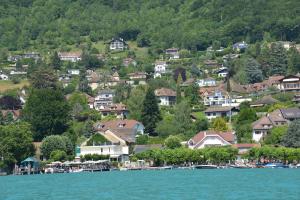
{"left": 194, "top": 165, "right": 218, "bottom": 169}
{"left": 229, "top": 164, "right": 252, "bottom": 169}
{"left": 69, "top": 168, "right": 84, "bottom": 173}
{"left": 264, "top": 163, "right": 289, "bottom": 168}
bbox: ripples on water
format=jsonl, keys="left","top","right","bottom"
{"left": 0, "top": 169, "right": 299, "bottom": 200}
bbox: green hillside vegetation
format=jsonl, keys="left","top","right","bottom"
{"left": 0, "top": 0, "right": 299, "bottom": 53}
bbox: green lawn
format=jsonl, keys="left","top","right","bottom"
{"left": 0, "top": 80, "right": 29, "bottom": 93}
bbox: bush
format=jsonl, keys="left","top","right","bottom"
{"left": 11, "top": 77, "right": 20, "bottom": 84}
{"left": 86, "top": 134, "right": 109, "bottom": 146}
{"left": 41, "top": 135, "right": 74, "bottom": 159}
{"left": 165, "top": 135, "right": 182, "bottom": 149}
{"left": 50, "top": 150, "right": 67, "bottom": 162}
{"left": 80, "top": 154, "right": 109, "bottom": 161}
{"left": 136, "top": 134, "right": 149, "bottom": 145}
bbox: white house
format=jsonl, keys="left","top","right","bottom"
{"left": 67, "top": 69, "right": 80, "bottom": 76}
{"left": 188, "top": 130, "right": 235, "bottom": 149}
{"left": 251, "top": 108, "right": 300, "bottom": 142}
{"left": 204, "top": 106, "right": 239, "bottom": 120}
{"left": 233, "top": 41, "right": 248, "bottom": 51}
{"left": 154, "top": 61, "right": 168, "bottom": 74}
{"left": 155, "top": 88, "right": 176, "bottom": 106}
{"left": 215, "top": 67, "right": 228, "bottom": 78}
{"left": 201, "top": 89, "right": 231, "bottom": 106}
{"left": 58, "top": 52, "right": 82, "bottom": 62}
{"left": 165, "top": 48, "right": 180, "bottom": 59}
{"left": 109, "top": 38, "right": 128, "bottom": 51}
{"left": 196, "top": 78, "right": 216, "bottom": 87}
{"left": 78, "top": 119, "right": 145, "bottom": 162}
{"left": 0, "top": 74, "right": 8, "bottom": 80}
{"left": 94, "top": 90, "right": 115, "bottom": 109}
{"left": 78, "top": 130, "right": 129, "bottom": 162}
{"left": 10, "top": 71, "right": 27, "bottom": 75}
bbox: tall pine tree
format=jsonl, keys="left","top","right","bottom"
{"left": 268, "top": 43, "right": 287, "bottom": 76}
{"left": 245, "top": 57, "right": 263, "bottom": 84}
{"left": 141, "top": 87, "right": 161, "bottom": 136}
{"left": 51, "top": 51, "right": 61, "bottom": 70}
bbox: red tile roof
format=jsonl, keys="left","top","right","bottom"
{"left": 58, "top": 51, "right": 82, "bottom": 57}
{"left": 155, "top": 88, "right": 176, "bottom": 97}
{"left": 95, "top": 119, "right": 142, "bottom": 131}
{"left": 191, "top": 130, "right": 235, "bottom": 144}
{"left": 232, "top": 143, "right": 261, "bottom": 148}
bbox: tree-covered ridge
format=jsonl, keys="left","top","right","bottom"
{"left": 1, "top": 0, "right": 300, "bottom": 51}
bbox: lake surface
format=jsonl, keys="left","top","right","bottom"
{"left": 0, "top": 169, "right": 300, "bottom": 200}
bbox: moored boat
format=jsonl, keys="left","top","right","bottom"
{"left": 264, "top": 163, "right": 289, "bottom": 168}
{"left": 194, "top": 165, "right": 218, "bottom": 169}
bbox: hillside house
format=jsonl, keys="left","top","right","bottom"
{"left": 67, "top": 69, "right": 80, "bottom": 76}
{"left": 98, "top": 103, "right": 129, "bottom": 119}
{"left": 196, "top": 78, "right": 216, "bottom": 87}
{"left": 250, "top": 95, "right": 278, "bottom": 107}
{"left": 204, "top": 106, "right": 239, "bottom": 120}
{"left": 233, "top": 41, "right": 248, "bottom": 51}
{"left": 108, "top": 38, "right": 128, "bottom": 51}
{"left": 94, "top": 90, "right": 115, "bottom": 109}
{"left": 215, "top": 67, "right": 228, "bottom": 78}
{"left": 0, "top": 74, "right": 8, "bottom": 80}
{"left": 128, "top": 72, "right": 147, "bottom": 80}
{"left": 78, "top": 119, "right": 145, "bottom": 161}
{"left": 188, "top": 130, "right": 235, "bottom": 149}
{"left": 123, "top": 58, "right": 137, "bottom": 67}
{"left": 165, "top": 48, "right": 180, "bottom": 59}
{"left": 278, "top": 75, "right": 300, "bottom": 92}
{"left": 155, "top": 88, "right": 176, "bottom": 106}
{"left": 154, "top": 61, "right": 168, "bottom": 74}
{"left": 58, "top": 52, "right": 82, "bottom": 62}
{"left": 252, "top": 109, "right": 289, "bottom": 142}
{"left": 200, "top": 88, "right": 231, "bottom": 106}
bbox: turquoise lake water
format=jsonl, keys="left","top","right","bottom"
{"left": 0, "top": 169, "right": 300, "bottom": 200}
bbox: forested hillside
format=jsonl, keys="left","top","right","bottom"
{"left": 1, "top": 0, "right": 300, "bottom": 51}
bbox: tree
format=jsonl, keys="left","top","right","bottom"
{"left": 165, "top": 135, "right": 182, "bottom": 149}
{"left": 184, "top": 83, "right": 199, "bottom": 105}
{"left": 268, "top": 43, "right": 288, "bottom": 76}
{"left": 127, "top": 86, "right": 146, "bottom": 121}
{"left": 194, "top": 118, "right": 209, "bottom": 132}
{"left": 23, "top": 88, "right": 70, "bottom": 141}
{"left": 245, "top": 57, "right": 263, "bottom": 84}
{"left": 264, "top": 126, "right": 288, "bottom": 145}
{"left": 0, "top": 123, "right": 35, "bottom": 171}
{"left": 29, "top": 67, "right": 58, "bottom": 89}
{"left": 50, "top": 150, "right": 67, "bottom": 162}
{"left": 16, "top": 60, "right": 22, "bottom": 71}
{"left": 141, "top": 87, "right": 161, "bottom": 135}
{"left": 211, "top": 117, "right": 229, "bottom": 132}
{"left": 288, "top": 47, "right": 300, "bottom": 73}
{"left": 50, "top": 51, "right": 61, "bottom": 70}
{"left": 282, "top": 120, "right": 300, "bottom": 148}
{"left": 176, "top": 73, "right": 183, "bottom": 104}
{"left": 113, "top": 83, "right": 131, "bottom": 103}
{"left": 41, "top": 135, "right": 73, "bottom": 159}
{"left": 173, "top": 101, "right": 193, "bottom": 135}
{"left": 0, "top": 96, "right": 22, "bottom": 110}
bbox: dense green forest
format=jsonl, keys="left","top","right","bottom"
{"left": 1, "top": 0, "right": 300, "bottom": 51}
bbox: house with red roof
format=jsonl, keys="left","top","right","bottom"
{"left": 98, "top": 103, "right": 129, "bottom": 119}
{"left": 187, "top": 130, "right": 236, "bottom": 149}
{"left": 58, "top": 51, "right": 82, "bottom": 62}
{"left": 78, "top": 120, "right": 145, "bottom": 162}
{"left": 155, "top": 88, "right": 176, "bottom": 106}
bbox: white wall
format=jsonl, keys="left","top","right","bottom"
{"left": 79, "top": 145, "right": 129, "bottom": 157}
{"left": 189, "top": 136, "right": 230, "bottom": 149}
